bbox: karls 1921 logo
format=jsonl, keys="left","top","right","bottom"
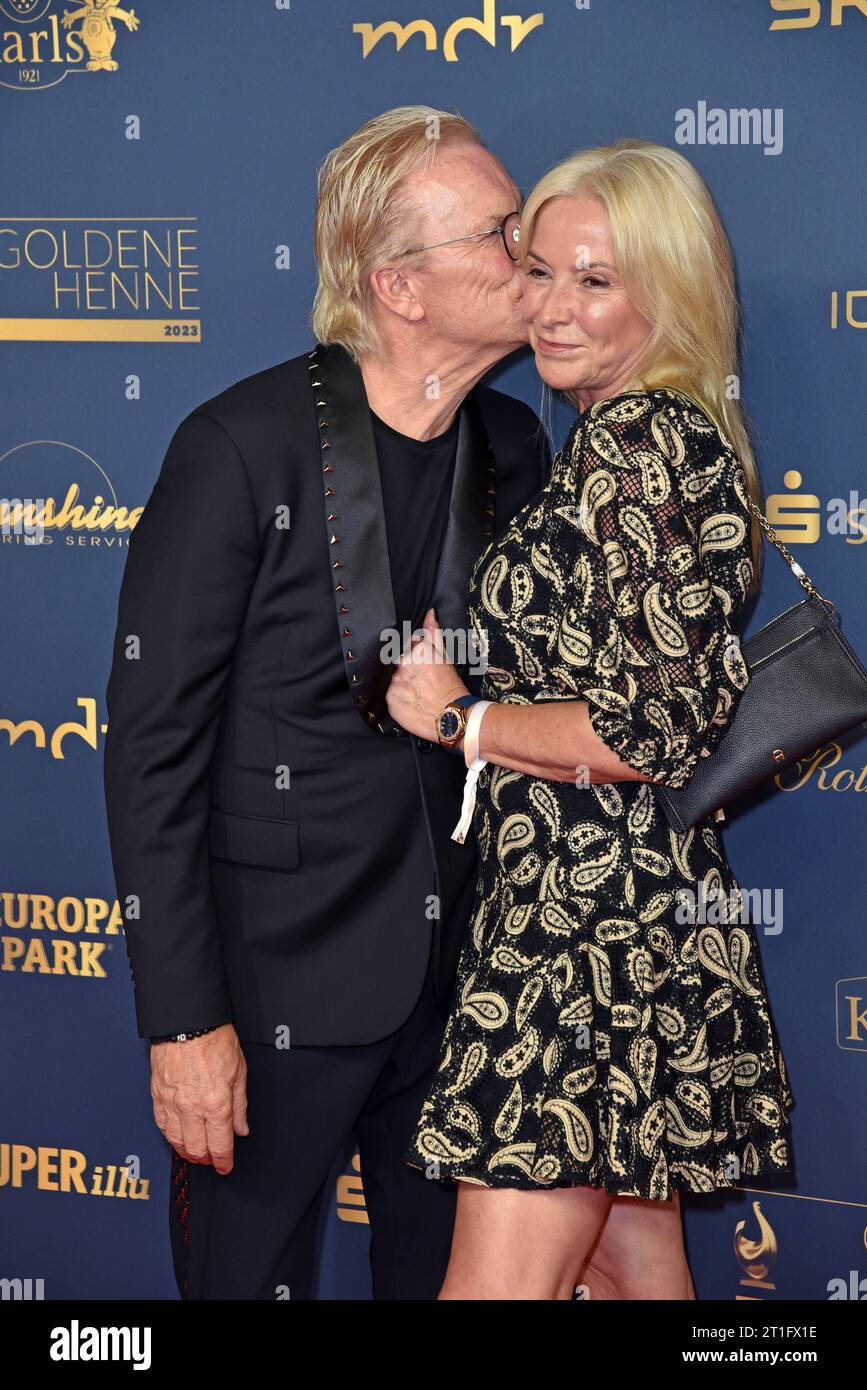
{"left": 0, "top": 0, "right": 140, "bottom": 90}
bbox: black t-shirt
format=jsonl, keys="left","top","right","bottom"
{"left": 370, "top": 408, "right": 460, "bottom": 639}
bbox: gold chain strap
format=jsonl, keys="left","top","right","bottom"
{"left": 744, "top": 495, "right": 836, "bottom": 615}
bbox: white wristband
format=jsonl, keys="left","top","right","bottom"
{"left": 451, "top": 700, "right": 494, "bottom": 844}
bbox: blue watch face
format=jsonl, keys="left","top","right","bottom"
{"left": 439, "top": 711, "right": 460, "bottom": 739}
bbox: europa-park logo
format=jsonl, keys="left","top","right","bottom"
{"left": 0, "top": 0, "right": 140, "bottom": 90}
{"left": 1, "top": 888, "right": 124, "bottom": 978}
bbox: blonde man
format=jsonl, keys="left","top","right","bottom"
{"left": 104, "top": 106, "right": 549, "bottom": 1300}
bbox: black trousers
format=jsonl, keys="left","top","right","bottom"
{"left": 168, "top": 938, "right": 457, "bottom": 1299}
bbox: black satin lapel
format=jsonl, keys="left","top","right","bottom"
{"left": 429, "top": 389, "right": 496, "bottom": 674}
{"left": 308, "top": 343, "right": 401, "bottom": 735}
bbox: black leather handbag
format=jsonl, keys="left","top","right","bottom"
{"left": 654, "top": 494, "right": 867, "bottom": 833}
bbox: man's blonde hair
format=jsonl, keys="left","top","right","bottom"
{"left": 519, "top": 138, "right": 764, "bottom": 591}
{"left": 311, "top": 106, "right": 481, "bottom": 360}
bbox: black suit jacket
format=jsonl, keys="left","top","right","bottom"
{"left": 103, "top": 343, "right": 549, "bottom": 1045}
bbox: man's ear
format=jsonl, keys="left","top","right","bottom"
{"left": 368, "top": 264, "right": 425, "bottom": 324}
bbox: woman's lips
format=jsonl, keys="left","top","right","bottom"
{"left": 535, "top": 337, "right": 584, "bottom": 355}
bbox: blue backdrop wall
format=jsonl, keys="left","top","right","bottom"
{"left": 2, "top": 0, "right": 866, "bottom": 1301}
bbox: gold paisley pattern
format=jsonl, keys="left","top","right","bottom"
{"left": 406, "top": 388, "right": 795, "bottom": 1199}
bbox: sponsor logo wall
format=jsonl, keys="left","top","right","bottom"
{"left": 2, "top": 0, "right": 865, "bottom": 1299}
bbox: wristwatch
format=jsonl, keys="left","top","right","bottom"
{"left": 436, "top": 693, "right": 480, "bottom": 749}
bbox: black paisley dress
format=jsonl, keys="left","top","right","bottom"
{"left": 406, "top": 387, "right": 796, "bottom": 1200}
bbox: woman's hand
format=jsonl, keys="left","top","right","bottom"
{"left": 385, "top": 607, "right": 469, "bottom": 740}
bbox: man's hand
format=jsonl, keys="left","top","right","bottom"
{"left": 150, "top": 1024, "right": 248, "bottom": 1175}
{"left": 385, "top": 607, "right": 468, "bottom": 739}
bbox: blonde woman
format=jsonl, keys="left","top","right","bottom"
{"left": 388, "top": 139, "right": 795, "bottom": 1300}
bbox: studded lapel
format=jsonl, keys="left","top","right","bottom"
{"left": 309, "top": 342, "right": 496, "bottom": 735}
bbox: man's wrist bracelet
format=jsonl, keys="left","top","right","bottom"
{"left": 150, "top": 1026, "right": 220, "bottom": 1044}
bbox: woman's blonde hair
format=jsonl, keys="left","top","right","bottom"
{"left": 311, "top": 106, "right": 481, "bottom": 360}
{"left": 519, "top": 138, "right": 764, "bottom": 592}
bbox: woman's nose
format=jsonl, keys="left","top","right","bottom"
{"left": 537, "top": 287, "right": 573, "bottom": 327}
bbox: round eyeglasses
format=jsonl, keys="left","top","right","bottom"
{"left": 395, "top": 210, "right": 521, "bottom": 262}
